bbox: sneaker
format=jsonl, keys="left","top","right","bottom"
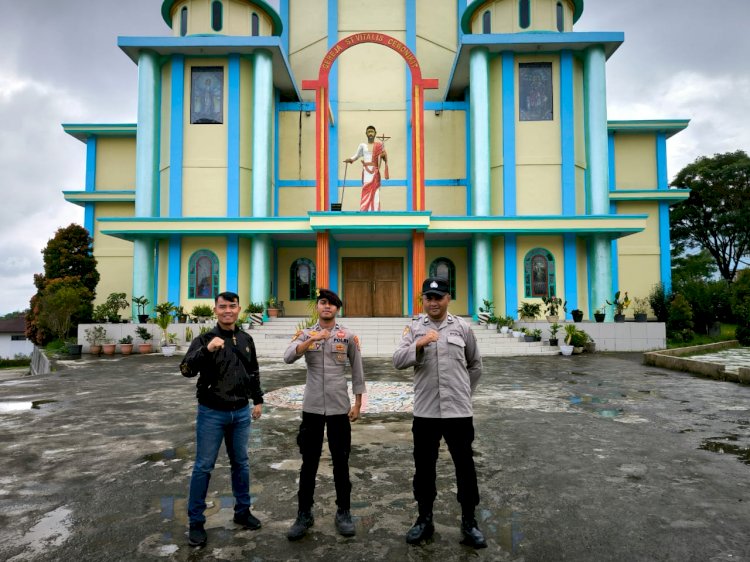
{"left": 460, "top": 517, "right": 487, "bottom": 549}
{"left": 334, "top": 508, "right": 355, "bottom": 537}
{"left": 405, "top": 514, "right": 434, "bottom": 545}
{"left": 188, "top": 522, "right": 207, "bottom": 547}
{"left": 233, "top": 509, "right": 262, "bottom": 530}
{"left": 287, "top": 510, "right": 314, "bottom": 541}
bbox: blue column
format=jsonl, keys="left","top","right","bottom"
{"left": 226, "top": 234, "right": 239, "bottom": 293}
{"left": 167, "top": 55, "right": 184, "bottom": 306}
{"left": 503, "top": 234, "right": 517, "bottom": 317}
{"left": 133, "top": 50, "right": 160, "bottom": 315}
{"left": 227, "top": 53, "right": 241, "bottom": 217}
{"left": 327, "top": 0, "right": 341, "bottom": 208}
{"left": 560, "top": 50, "right": 575, "bottom": 216}
{"left": 473, "top": 234, "right": 493, "bottom": 318}
{"left": 563, "top": 233, "right": 577, "bottom": 319}
{"left": 469, "top": 47, "right": 490, "bottom": 216}
{"left": 84, "top": 136, "right": 96, "bottom": 236}
{"left": 584, "top": 45, "right": 611, "bottom": 318}
{"left": 501, "top": 51, "right": 516, "bottom": 216}
{"left": 656, "top": 133, "right": 671, "bottom": 291}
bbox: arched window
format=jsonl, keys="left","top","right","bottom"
{"left": 211, "top": 1, "right": 223, "bottom": 32}
{"left": 188, "top": 250, "right": 220, "bottom": 299}
{"left": 519, "top": 0, "right": 530, "bottom": 29}
{"left": 180, "top": 7, "right": 188, "bottom": 36}
{"left": 556, "top": 2, "right": 564, "bottom": 32}
{"left": 524, "top": 249, "right": 556, "bottom": 298}
{"left": 429, "top": 258, "right": 456, "bottom": 299}
{"left": 251, "top": 13, "right": 260, "bottom": 36}
{"left": 482, "top": 10, "right": 491, "bottom": 33}
{"left": 290, "top": 258, "right": 316, "bottom": 300}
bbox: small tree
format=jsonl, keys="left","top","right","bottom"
{"left": 38, "top": 284, "right": 84, "bottom": 342}
{"left": 667, "top": 294, "right": 694, "bottom": 342}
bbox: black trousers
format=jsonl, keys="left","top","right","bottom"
{"left": 412, "top": 416, "right": 480, "bottom": 516}
{"left": 296, "top": 411, "right": 352, "bottom": 511}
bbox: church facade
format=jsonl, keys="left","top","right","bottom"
{"left": 63, "top": 0, "right": 688, "bottom": 319}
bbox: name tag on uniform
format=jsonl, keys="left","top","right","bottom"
{"left": 333, "top": 338, "right": 349, "bottom": 344}
{"left": 334, "top": 343, "right": 346, "bottom": 352}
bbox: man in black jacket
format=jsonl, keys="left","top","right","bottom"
{"left": 180, "top": 291, "right": 264, "bottom": 547}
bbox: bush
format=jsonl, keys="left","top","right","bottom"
{"left": 674, "top": 279, "right": 732, "bottom": 334}
{"left": 667, "top": 293, "right": 694, "bottom": 342}
{"left": 648, "top": 283, "right": 671, "bottom": 323}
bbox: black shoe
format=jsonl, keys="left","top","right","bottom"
{"left": 334, "top": 508, "right": 355, "bottom": 537}
{"left": 405, "top": 514, "right": 434, "bottom": 545}
{"left": 287, "top": 510, "right": 314, "bottom": 541}
{"left": 188, "top": 522, "right": 207, "bottom": 547}
{"left": 233, "top": 509, "right": 262, "bottom": 530}
{"left": 460, "top": 517, "right": 487, "bottom": 549}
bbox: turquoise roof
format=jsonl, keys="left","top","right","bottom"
{"left": 461, "top": 0, "right": 584, "bottom": 34}
{"left": 161, "top": 0, "right": 283, "bottom": 36}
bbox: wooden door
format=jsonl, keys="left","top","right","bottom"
{"left": 343, "top": 258, "right": 402, "bottom": 317}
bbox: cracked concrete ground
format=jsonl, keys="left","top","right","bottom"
{"left": 1, "top": 352, "right": 749, "bottom": 561}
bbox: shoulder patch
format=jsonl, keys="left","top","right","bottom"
{"left": 290, "top": 329, "right": 303, "bottom": 342}
{"left": 402, "top": 325, "right": 411, "bottom": 337}
{"left": 353, "top": 335, "right": 361, "bottom": 350}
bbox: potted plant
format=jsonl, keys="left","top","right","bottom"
{"left": 101, "top": 339, "right": 116, "bottom": 355}
{"left": 517, "top": 301, "right": 542, "bottom": 322}
{"left": 266, "top": 295, "right": 280, "bottom": 318}
{"left": 161, "top": 332, "right": 178, "bottom": 357}
{"left": 478, "top": 299, "right": 495, "bottom": 325}
{"left": 548, "top": 322, "right": 561, "bottom": 346}
{"left": 84, "top": 325, "right": 108, "bottom": 355}
{"left": 531, "top": 328, "right": 542, "bottom": 342}
{"left": 632, "top": 297, "right": 649, "bottom": 322}
{"left": 183, "top": 326, "right": 194, "bottom": 350}
{"left": 571, "top": 309, "right": 584, "bottom": 322}
{"left": 175, "top": 305, "right": 188, "bottom": 323}
{"left": 570, "top": 327, "right": 588, "bottom": 354}
{"left": 499, "top": 316, "right": 513, "bottom": 335}
{"left": 135, "top": 325, "right": 153, "bottom": 354}
{"left": 191, "top": 304, "right": 214, "bottom": 323}
{"left": 606, "top": 290, "right": 630, "bottom": 322}
{"left": 594, "top": 306, "right": 606, "bottom": 323}
{"left": 155, "top": 302, "right": 177, "bottom": 356}
{"left": 133, "top": 295, "right": 150, "bottom": 323}
{"left": 560, "top": 324, "right": 577, "bottom": 355}
{"left": 245, "top": 302, "right": 265, "bottom": 326}
{"left": 119, "top": 335, "right": 134, "bottom": 355}
{"left": 522, "top": 328, "right": 535, "bottom": 343}
{"left": 541, "top": 295, "right": 566, "bottom": 322}
{"left": 487, "top": 314, "right": 499, "bottom": 330}
{"left": 94, "top": 292, "right": 129, "bottom": 323}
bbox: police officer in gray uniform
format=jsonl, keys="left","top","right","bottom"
{"left": 283, "top": 289, "right": 366, "bottom": 540}
{"left": 393, "top": 277, "right": 487, "bottom": 548}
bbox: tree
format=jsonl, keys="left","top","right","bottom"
{"left": 26, "top": 224, "right": 99, "bottom": 345}
{"left": 37, "top": 279, "right": 92, "bottom": 342}
{"left": 670, "top": 151, "right": 750, "bottom": 283}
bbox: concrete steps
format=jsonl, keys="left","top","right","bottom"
{"left": 246, "top": 317, "right": 561, "bottom": 358}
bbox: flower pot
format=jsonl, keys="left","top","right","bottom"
{"left": 512, "top": 331, "right": 523, "bottom": 338}
{"left": 573, "top": 346, "right": 584, "bottom": 354}
{"left": 545, "top": 315, "right": 558, "bottom": 323}
{"left": 161, "top": 345, "right": 176, "bottom": 357}
{"left": 241, "top": 323, "right": 250, "bottom": 331}
{"left": 500, "top": 326, "right": 509, "bottom": 334}
{"left": 594, "top": 313, "right": 605, "bottom": 323}
{"left": 138, "top": 343, "right": 153, "bottom": 354}
{"left": 571, "top": 311, "right": 584, "bottom": 322}
{"left": 120, "top": 343, "right": 134, "bottom": 355}
{"left": 102, "top": 343, "right": 116, "bottom": 355}
{"left": 559, "top": 344, "right": 574, "bottom": 356}
{"left": 138, "top": 314, "right": 149, "bottom": 323}
{"left": 89, "top": 344, "right": 102, "bottom": 356}
{"left": 267, "top": 308, "right": 279, "bottom": 318}
{"left": 549, "top": 338, "right": 558, "bottom": 346}
{"left": 487, "top": 323, "right": 498, "bottom": 330}
{"left": 523, "top": 335, "right": 535, "bottom": 342}
{"left": 614, "top": 314, "right": 625, "bottom": 323}
{"left": 634, "top": 313, "right": 647, "bottom": 323}
{"left": 584, "top": 342, "right": 596, "bottom": 353}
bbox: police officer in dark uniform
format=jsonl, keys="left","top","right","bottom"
{"left": 283, "top": 288, "right": 366, "bottom": 540}
{"left": 393, "top": 277, "right": 487, "bottom": 548}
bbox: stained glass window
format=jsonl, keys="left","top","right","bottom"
{"left": 191, "top": 67, "right": 223, "bottom": 124}
{"left": 524, "top": 249, "right": 556, "bottom": 298}
{"left": 429, "top": 258, "right": 456, "bottom": 299}
{"left": 188, "top": 250, "right": 219, "bottom": 299}
{"left": 519, "top": 63, "right": 553, "bottom": 121}
{"left": 290, "top": 258, "right": 316, "bottom": 300}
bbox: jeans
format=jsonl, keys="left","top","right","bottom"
{"left": 412, "top": 416, "right": 479, "bottom": 516}
{"left": 188, "top": 404, "right": 252, "bottom": 524}
{"left": 296, "top": 412, "right": 352, "bottom": 511}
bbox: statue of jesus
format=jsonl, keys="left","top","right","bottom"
{"left": 344, "top": 125, "right": 389, "bottom": 212}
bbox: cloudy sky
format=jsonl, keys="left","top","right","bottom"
{"left": 1, "top": 0, "right": 748, "bottom": 315}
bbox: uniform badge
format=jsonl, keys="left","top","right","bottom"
{"left": 336, "top": 353, "right": 347, "bottom": 362}
{"left": 309, "top": 330, "right": 317, "bottom": 337}
{"left": 335, "top": 343, "right": 345, "bottom": 352}
{"left": 402, "top": 325, "right": 411, "bottom": 337}
{"left": 245, "top": 346, "right": 250, "bottom": 353}
{"left": 353, "top": 335, "right": 361, "bottom": 350}
{"left": 336, "top": 330, "right": 346, "bottom": 338}
{"left": 290, "top": 329, "right": 303, "bottom": 342}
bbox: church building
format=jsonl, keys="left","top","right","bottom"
{"left": 62, "top": 0, "right": 689, "bottom": 319}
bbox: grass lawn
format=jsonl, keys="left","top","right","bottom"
{"left": 667, "top": 323, "right": 738, "bottom": 349}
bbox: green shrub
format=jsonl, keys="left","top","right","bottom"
{"left": 667, "top": 293, "right": 694, "bottom": 342}
{"left": 648, "top": 283, "right": 671, "bottom": 323}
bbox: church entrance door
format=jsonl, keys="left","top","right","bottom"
{"left": 342, "top": 258, "right": 402, "bottom": 317}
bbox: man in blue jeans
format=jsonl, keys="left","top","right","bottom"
{"left": 180, "top": 291, "right": 264, "bottom": 547}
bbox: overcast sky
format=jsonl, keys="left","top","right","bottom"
{"left": 1, "top": 0, "right": 748, "bottom": 316}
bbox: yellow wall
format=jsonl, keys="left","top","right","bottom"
{"left": 277, "top": 246, "right": 317, "bottom": 316}
{"left": 469, "top": 0, "right": 574, "bottom": 34}
{"left": 614, "top": 134, "right": 657, "bottom": 189}
{"left": 239, "top": 56, "right": 254, "bottom": 216}
{"left": 426, "top": 246, "right": 469, "bottom": 315}
{"left": 92, "top": 202, "right": 135, "bottom": 308}
{"left": 416, "top": 0, "right": 457, "bottom": 102}
{"left": 615, "top": 201, "right": 661, "bottom": 308}
{"left": 339, "top": 0, "right": 404, "bottom": 32}
{"left": 278, "top": 112, "right": 316, "bottom": 180}
{"left": 95, "top": 138, "right": 136, "bottom": 190}
{"left": 278, "top": 187, "right": 315, "bottom": 216}
{"left": 289, "top": 0, "right": 326, "bottom": 103}
{"left": 425, "top": 185, "right": 467, "bottom": 215}
{"left": 168, "top": 0, "right": 274, "bottom": 36}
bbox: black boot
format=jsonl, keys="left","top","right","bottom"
{"left": 334, "top": 508, "right": 356, "bottom": 537}
{"left": 287, "top": 510, "right": 314, "bottom": 541}
{"left": 233, "top": 509, "right": 261, "bottom": 530}
{"left": 405, "top": 513, "right": 434, "bottom": 545}
{"left": 188, "top": 522, "right": 207, "bottom": 547}
{"left": 460, "top": 514, "right": 487, "bottom": 549}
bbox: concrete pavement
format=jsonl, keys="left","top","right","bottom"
{"left": 1, "top": 352, "right": 749, "bottom": 561}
